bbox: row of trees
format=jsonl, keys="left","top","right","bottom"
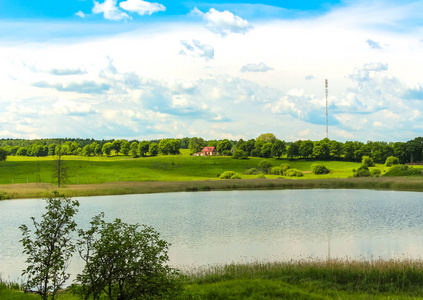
{"left": 1, "top": 135, "right": 422, "bottom": 164}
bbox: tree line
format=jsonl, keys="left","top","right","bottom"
{"left": 0, "top": 134, "right": 422, "bottom": 164}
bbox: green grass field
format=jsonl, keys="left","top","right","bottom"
{"left": 0, "top": 151, "right": 422, "bottom": 199}
{"left": 0, "top": 150, "right": 392, "bottom": 185}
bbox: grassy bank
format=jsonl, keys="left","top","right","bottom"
{"left": 0, "top": 177, "right": 423, "bottom": 199}
{"left": 178, "top": 259, "right": 423, "bottom": 299}
{"left": 4, "top": 259, "right": 423, "bottom": 299}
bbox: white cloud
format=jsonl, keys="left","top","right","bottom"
{"left": 366, "top": 39, "right": 382, "bottom": 49}
{"left": 179, "top": 40, "right": 214, "bottom": 61}
{"left": 92, "top": 0, "right": 129, "bottom": 20}
{"left": 75, "top": 11, "right": 86, "bottom": 18}
{"left": 119, "top": 0, "right": 165, "bottom": 16}
{"left": 192, "top": 7, "right": 252, "bottom": 37}
{"left": 241, "top": 62, "right": 273, "bottom": 73}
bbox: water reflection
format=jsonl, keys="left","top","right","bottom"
{"left": 1, "top": 189, "right": 423, "bottom": 282}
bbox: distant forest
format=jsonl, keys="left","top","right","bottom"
{"left": 0, "top": 134, "right": 422, "bottom": 164}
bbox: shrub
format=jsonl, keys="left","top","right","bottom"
{"left": 280, "top": 163, "right": 290, "bottom": 172}
{"left": 353, "top": 165, "right": 371, "bottom": 177}
{"left": 257, "top": 174, "right": 266, "bottom": 179}
{"left": 371, "top": 168, "right": 382, "bottom": 176}
{"left": 270, "top": 166, "right": 283, "bottom": 175}
{"left": 362, "top": 156, "right": 375, "bottom": 167}
{"left": 385, "top": 156, "right": 400, "bottom": 167}
{"left": 222, "top": 150, "right": 233, "bottom": 156}
{"left": 243, "top": 168, "right": 261, "bottom": 175}
{"left": 311, "top": 164, "right": 330, "bottom": 175}
{"left": 230, "top": 173, "right": 241, "bottom": 179}
{"left": 219, "top": 171, "right": 240, "bottom": 179}
{"left": 258, "top": 160, "right": 272, "bottom": 174}
{"left": 232, "top": 149, "right": 248, "bottom": 159}
{"left": 285, "top": 169, "right": 303, "bottom": 177}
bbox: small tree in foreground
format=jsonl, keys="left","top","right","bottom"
{"left": 19, "top": 193, "right": 79, "bottom": 300}
{"left": 76, "top": 213, "right": 182, "bottom": 300}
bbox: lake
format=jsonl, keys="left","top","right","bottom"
{"left": 1, "top": 189, "right": 423, "bottom": 283}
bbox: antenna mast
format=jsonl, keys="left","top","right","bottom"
{"left": 325, "top": 79, "right": 328, "bottom": 139}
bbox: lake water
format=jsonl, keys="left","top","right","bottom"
{"left": 1, "top": 189, "right": 423, "bottom": 283}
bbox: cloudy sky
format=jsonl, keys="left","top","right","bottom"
{"left": 1, "top": 0, "right": 423, "bottom": 142}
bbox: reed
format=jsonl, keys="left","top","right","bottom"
{"left": 180, "top": 259, "right": 423, "bottom": 299}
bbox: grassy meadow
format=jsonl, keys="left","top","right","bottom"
{"left": 0, "top": 149, "right": 423, "bottom": 199}
{"left": 4, "top": 259, "right": 423, "bottom": 299}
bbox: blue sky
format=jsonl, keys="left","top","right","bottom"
{"left": 1, "top": 0, "right": 423, "bottom": 142}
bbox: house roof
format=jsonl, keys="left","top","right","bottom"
{"left": 202, "top": 147, "right": 215, "bottom": 152}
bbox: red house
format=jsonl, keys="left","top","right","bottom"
{"left": 201, "top": 146, "right": 217, "bottom": 156}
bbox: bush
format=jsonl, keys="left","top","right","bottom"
{"left": 270, "top": 166, "right": 283, "bottom": 175}
{"left": 258, "top": 160, "right": 272, "bottom": 174}
{"left": 219, "top": 171, "right": 240, "bottom": 179}
{"left": 285, "top": 169, "right": 303, "bottom": 177}
{"left": 232, "top": 149, "right": 248, "bottom": 159}
{"left": 222, "top": 150, "right": 233, "bottom": 156}
{"left": 257, "top": 174, "right": 266, "bottom": 179}
{"left": 280, "top": 163, "right": 290, "bottom": 172}
{"left": 384, "top": 165, "right": 423, "bottom": 176}
{"left": 362, "top": 156, "right": 375, "bottom": 167}
{"left": 230, "top": 173, "right": 241, "bottom": 179}
{"left": 385, "top": 156, "right": 400, "bottom": 167}
{"left": 371, "top": 168, "right": 382, "bottom": 176}
{"left": 353, "top": 165, "right": 371, "bottom": 177}
{"left": 243, "top": 168, "right": 261, "bottom": 175}
{"left": 311, "top": 164, "right": 330, "bottom": 175}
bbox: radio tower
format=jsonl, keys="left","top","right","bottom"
{"left": 325, "top": 79, "right": 328, "bottom": 139}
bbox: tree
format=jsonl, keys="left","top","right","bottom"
{"left": 120, "top": 140, "right": 130, "bottom": 156}
{"left": 232, "top": 149, "right": 248, "bottom": 159}
{"left": 17, "top": 146, "right": 27, "bottom": 156}
{"left": 76, "top": 214, "right": 182, "bottom": 300}
{"left": 102, "top": 142, "right": 113, "bottom": 156}
{"left": 299, "top": 140, "right": 313, "bottom": 158}
{"left": 189, "top": 137, "right": 205, "bottom": 154}
{"left": 111, "top": 140, "right": 123, "bottom": 155}
{"left": 19, "top": 193, "right": 79, "bottom": 300}
{"left": 138, "top": 141, "right": 150, "bottom": 157}
{"left": 312, "top": 140, "right": 330, "bottom": 160}
{"left": 52, "top": 145, "right": 68, "bottom": 188}
{"left": 271, "top": 139, "right": 286, "bottom": 158}
{"left": 0, "top": 147, "right": 7, "bottom": 161}
{"left": 91, "top": 142, "right": 102, "bottom": 156}
{"left": 48, "top": 144, "right": 58, "bottom": 156}
{"left": 149, "top": 142, "right": 159, "bottom": 156}
{"left": 216, "top": 139, "right": 232, "bottom": 154}
{"left": 159, "top": 139, "right": 172, "bottom": 155}
{"left": 260, "top": 142, "right": 272, "bottom": 158}
{"left": 362, "top": 155, "right": 375, "bottom": 167}
{"left": 82, "top": 144, "right": 93, "bottom": 156}
{"left": 256, "top": 133, "right": 276, "bottom": 144}
{"left": 130, "top": 142, "right": 138, "bottom": 158}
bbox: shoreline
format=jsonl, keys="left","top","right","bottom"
{"left": 1, "top": 177, "right": 423, "bottom": 200}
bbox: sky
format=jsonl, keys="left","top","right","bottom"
{"left": 1, "top": 0, "right": 423, "bottom": 142}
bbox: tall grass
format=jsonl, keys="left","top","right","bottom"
{"left": 179, "top": 259, "right": 423, "bottom": 299}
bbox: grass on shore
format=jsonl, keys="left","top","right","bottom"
{"left": 4, "top": 259, "right": 423, "bottom": 299}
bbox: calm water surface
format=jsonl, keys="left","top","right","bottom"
{"left": 1, "top": 189, "right": 423, "bottom": 282}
